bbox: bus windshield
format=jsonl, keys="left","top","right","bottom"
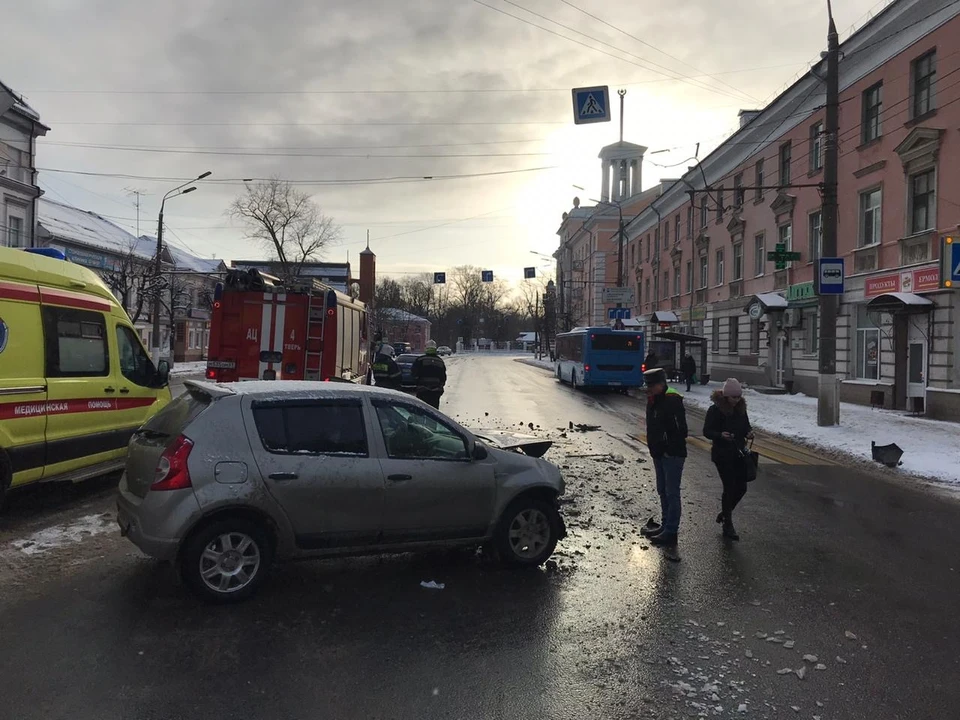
{"left": 590, "top": 334, "right": 642, "bottom": 352}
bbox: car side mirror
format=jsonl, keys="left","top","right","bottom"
{"left": 155, "top": 359, "right": 170, "bottom": 387}
{"left": 472, "top": 442, "right": 488, "bottom": 461}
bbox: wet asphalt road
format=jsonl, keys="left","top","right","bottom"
{"left": 1, "top": 356, "right": 958, "bottom": 720}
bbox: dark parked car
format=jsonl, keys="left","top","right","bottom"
{"left": 395, "top": 353, "right": 422, "bottom": 386}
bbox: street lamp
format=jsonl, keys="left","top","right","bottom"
{"left": 151, "top": 171, "right": 211, "bottom": 363}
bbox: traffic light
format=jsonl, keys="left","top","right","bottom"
{"left": 523, "top": 267, "right": 536, "bottom": 279}
{"left": 433, "top": 272, "right": 446, "bottom": 284}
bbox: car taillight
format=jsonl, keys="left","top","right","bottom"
{"left": 151, "top": 435, "right": 194, "bottom": 491}
{"left": 641, "top": 364, "right": 646, "bottom": 372}
{"left": 584, "top": 364, "right": 591, "bottom": 372}
{"left": 206, "top": 367, "right": 218, "bottom": 380}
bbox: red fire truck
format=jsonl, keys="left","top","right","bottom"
{"left": 205, "top": 269, "right": 370, "bottom": 383}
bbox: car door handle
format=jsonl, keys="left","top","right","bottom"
{"left": 268, "top": 472, "right": 299, "bottom": 481}
{"left": 104, "top": 386, "right": 116, "bottom": 393}
{"left": 119, "top": 387, "right": 130, "bottom": 394}
{"left": 388, "top": 474, "right": 412, "bottom": 482}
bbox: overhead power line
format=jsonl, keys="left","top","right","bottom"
{"left": 47, "top": 119, "right": 567, "bottom": 127}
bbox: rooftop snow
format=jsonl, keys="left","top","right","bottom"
{"left": 38, "top": 198, "right": 153, "bottom": 259}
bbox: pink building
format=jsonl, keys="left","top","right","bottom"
{"left": 611, "top": 0, "right": 960, "bottom": 420}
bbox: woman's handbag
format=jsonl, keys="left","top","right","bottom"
{"left": 741, "top": 440, "right": 759, "bottom": 482}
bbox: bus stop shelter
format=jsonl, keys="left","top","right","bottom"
{"left": 651, "top": 330, "right": 708, "bottom": 383}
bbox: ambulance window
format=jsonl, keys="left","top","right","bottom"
{"left": 42, "top": 307, "right": 109, "bottom": 377}
{"left": 116, "top": 325, "right": 156, "bottom": 386}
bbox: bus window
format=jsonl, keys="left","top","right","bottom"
{"left": 590, "top": 334, "right": 641, "bottom": 352}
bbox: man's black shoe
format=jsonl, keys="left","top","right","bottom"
{"left": 640, "top": 516, "right": 662, "bottom": 537}
{"left": 650, "top": 531, "right": 678, "bottom": 547}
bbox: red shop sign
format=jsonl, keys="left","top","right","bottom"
{"left": 912, "top": 267, "right": 940, "bottom": 292}
{"left": 864, "top": 273, "right": 900, "bottom": 298}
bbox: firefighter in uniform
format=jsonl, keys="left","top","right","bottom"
{"left": 372, "top": 342, "right": 402, "bottom": 390}
{"left": 411, "top": 340, "right": 447, "bottom": 409}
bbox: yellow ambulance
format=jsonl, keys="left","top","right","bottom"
{"left": 0, "top": 246, "right": 172, "bottom": 506}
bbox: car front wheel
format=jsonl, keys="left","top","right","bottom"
{"left": 496, "top": 497, "right": 561, "bottom": 567}
{"left": 181, "top": 518, "right": 272, "bottom": 603}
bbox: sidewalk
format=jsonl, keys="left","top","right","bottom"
{"left": 678, "top": 382, "right": 960, "bottom": 487}
{"left": 170, "top": 361, "right": 207, "bottom": 377}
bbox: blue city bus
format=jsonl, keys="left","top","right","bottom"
{"left": 554, "top": 327, "right": 646, "bottom": 390}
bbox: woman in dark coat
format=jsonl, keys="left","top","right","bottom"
{"left": 702, "top": 378, "right": 754, "bottom": 540}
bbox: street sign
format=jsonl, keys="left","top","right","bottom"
{"left": 817, "top": 257, "right": 844, "bottom": 295}
{"left": 607, "top": 307, "right": 631, "bottom": 320}
{"left": 433, "top": 271, "right": 446, "bottom": 284}
{"left": 943, "top": 236, "right": 959, "bottom": 289}
{"left": 767, "top": 242, "right": 801, "bottom": 270}
{"left": 571, "top": 86, "right": 610, "bottom": 125}
{"left": 481, "top": 270, "right": 494, "bottom": 282}
{"left": 523, "top": 266, "right": 536, "bottom": 279}
{"left": 602, "top": 286, "right": 635, "bottom": 304}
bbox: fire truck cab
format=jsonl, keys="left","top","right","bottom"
{"left": 205, "top": 269, "right": 369, "bottom": 383}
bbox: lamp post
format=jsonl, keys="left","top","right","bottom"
{"left": 151, "top": 171, "right": 211, "bottom": 363}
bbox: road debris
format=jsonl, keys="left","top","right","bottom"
{"left": 420, "top": 580, "right": 445, "bottom": 590}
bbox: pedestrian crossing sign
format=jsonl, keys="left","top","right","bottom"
{"left": 572, "top": 86, "right": 611, "bottom": 125}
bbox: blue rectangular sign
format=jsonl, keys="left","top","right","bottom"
{"left": 572, "top": 86, "right": 610, "bottom": 125}
{"left": 607, "top": 307, "right": 631, "bottom": 319}
{"left": 481, "top": 270, "right": 494, "bottom": 282}
{"left": 949, "top": 240, "right": 960, "bottom": 284}
{"left": 818, "top": 257, "right": 844, "bottom": 295}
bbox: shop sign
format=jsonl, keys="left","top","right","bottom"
{"left": 864, "top": 267, "right": 940, "bottom": 298}
{"left": 786, "top": 282, "right": 815, "bottom": 302}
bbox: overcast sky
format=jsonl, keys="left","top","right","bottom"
{"left": 5, "top": 0, "right": 887, "bottom": 283}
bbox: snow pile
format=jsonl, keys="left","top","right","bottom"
{"left": 170, "top": 361, "right": 207, "bottom": 377}
{"left": 679, "top": 384, "right": 960, "bottom": 486}
{"left": 5, "top": 513, "right": 114, "bottom": 556}
{"left": 515, "top": 357, "right": 556, "bottom": 372}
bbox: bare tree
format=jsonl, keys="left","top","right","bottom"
{"left": 229, "top": 177, "right": 340, "bottom": 281}
{"left": 400, "top": 274, "right": 433, "bottom": 318}
{"left": 100, "top": 242, "right": 158, "bottom": 325}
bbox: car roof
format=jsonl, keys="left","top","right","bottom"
{"left": 184, "top": 380, "right": 415, "bottom": 402}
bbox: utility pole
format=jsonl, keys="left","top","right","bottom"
{"left": 535, "top": 292, "right": 541, "bottom": 360}
{"left": 818, "top": 1, "right": 840, "bottom": 426}
{"left": 618, "top": 88, "right": 626, "bottom": 142}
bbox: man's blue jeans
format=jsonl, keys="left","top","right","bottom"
{"left": 652, "top": 455, "right": 684, "bottom": 535}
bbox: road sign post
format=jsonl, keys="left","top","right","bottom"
{"left": 817, "top": 258, "right": 844, "bottom": 295}
{"left": 571, "top": 86, "right": 611, "bottom": 125}
{"left": 601, "top": 287, "right": 635, "bottom": 305}
{"left": 607, "top": 307, "right": 631, "bottom": 320}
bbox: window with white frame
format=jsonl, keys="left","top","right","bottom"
{"left": 5, "top": 215, "right": 24, "bottom": 248}
{"left": 716, "top": 187, "right": 724, "bottom": 221}
{"left": 809, "top": 121, "right": 823, "bottom": 172}
{"left": 715, "top": 248, "right": 724, "bottom": 286}
{"left": 808, "top": 210, "right": 822, "bottom": 263}
{"left": 909, "top": 169, "right": 935, "bottom": 234}
{"left": 862, "top": 82, "right": 882, "bottom": 143}
{"left": 699, "top": 254, "right": 708, "bottom": 290}
{"left": 733, "top": 243, "right": 743, "bottom": 280}
{"left": 779, "top": 142, "right": 792, "bottom": 186}
{"left": 654, "top": 227, "right": 660, "bottom": 256}
{"left": 663, "top": 221, "right": 670, "bottom": 248}
{"left": 645, "top": 278, "right": 650, "bottom": 303}
{"left": 778, "top": 223, "right": 792, "bottom": 256}
{"left": 686, "top": 206, "right": 694, "bottom": 238}
{"left": 700, "top": 199, "right": 708, "bottom": 228}
{"left": 662, "top": 270, "right": 669, "bottom": 299}
{"left": 755, "top": 159, "right": 765, "bottom": 200}
{"left": 754, "top": 233, "right": 765, "bottom": 276}
{"left": 188, "top": 329, "right": 196, "bottom": 349}
{"left": 911, "top": 50, "right": 936, "bottom": 118}
{"left": 859, "top": 188, "right": 882, "bottom": 247}
{"left": 855, "top": 305, "right": 880, "bottom": 380}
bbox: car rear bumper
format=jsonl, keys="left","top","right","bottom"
{"left": 116, "top": 474, "right": 201, "bottom": 561}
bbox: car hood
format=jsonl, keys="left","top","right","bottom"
{"left": 468, "top": 428, "right": 552, "bottom": 458}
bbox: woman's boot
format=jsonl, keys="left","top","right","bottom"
{"left": 722, "top": 514, "right": 740, "bottom": 541}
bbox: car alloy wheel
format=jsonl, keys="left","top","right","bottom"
{"left": 508, "top": 508, "right": 551, "bottom": 560}
{"left": 199, "top": 531, "right": 262, "bottom": 594}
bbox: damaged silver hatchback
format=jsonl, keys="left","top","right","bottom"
{"left": 117, "top": 381, "right": 566, "bottom": 602}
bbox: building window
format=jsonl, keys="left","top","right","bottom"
{"left": 654, "top": 227, "right": 660, "bottom": 256}
{"left": 646, "top": 234, "right": 651, "bottom": 260}
{"left": 645, "top": 278, "right": 651, "bottom": 303}
{"left": 733, "top": 243, "right": 743, "bottom": 280}
{"left": 808, "top": 210, "right": 822, "bottom": 263}
{"left": 750, "top": 319, "right": 760, "bottom": 354}
{"left": 700, "top": 199, "right": 708, "bottom": 228}
{"left": 686, "top": 206, "right": 694, "bottom": 238}
{"left": 716, "top": 187, "right": 724, "bottom": 221}
{"left": 809, "top": 121, "right": 823, "bottom": 172}
{"left": 862, "top": 82, "right": 882, "bottom": 143}
{"left": 715, "top": 248, "right": 725, "bottom": 286}
{"left": 674, "top": 267, "right": 681, "bottom": 297}
{"left": 712, "top": 317, "right": 720, "bottom": 352}
{"left": 664, "top": 221, "right": 671, "bottom": 247}
{"left": 859, "top": 188, "right": 882, "bottom": 247}
{"left": 909, "top": 169, "right": 935, "bottom": 234}
{"left": 803, "top": 308, "right": 819, "bottom": 355}
{"left": 734, "top": 173, "right": 744, "bottom": 208}
{"left": 779, "top": 142, "right": 792, "bottom": 186}
{"left": 686, "top": 260, "right": 693, "bottom": 293}
{"left": 855, "top": 305, "right": 880, "bottom": 380}
{"left": 728, "top": 316, "right": 739, "bottom": 354}
{"left": 188, "top": 329, "right": 196, "bottom": 349}
{"left": 754, "top": 233, "right": 765, "bottom": 276}
{"left": 699, "top": 255, "right": 708, "bottom": 290}
{"left": 662, "top": 270, "right": 669, "bottom": 299}
{"left": 5, "top": 215, "right": 24, "bottom": 248}
{"left": 674, "top": 214, "right": 681, "bottom": 244}
{"left": 912, "top": 50, "right": 936, "bottom": 118}
{"left": 653, "top": 275, "right": 660, "bottom": 303}
{"left": 755, "top": 158, "right": 765, "bottom": 200}
{"left": 778, "top": 223, "right": 792, "bottom": 255}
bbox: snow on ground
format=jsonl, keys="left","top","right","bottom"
{"left": 515, "top": 357, "right": 556, "bottom": 372}
{"left": 678, "top": 382, "right": 960, "bottom": 486}
{"left": 3, "top": 513, "right": 115, "bottom": 556}
{"left": 170, "top": 361, "right": 207, "bottom": 376}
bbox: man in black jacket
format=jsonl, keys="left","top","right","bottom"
{"left": 641, "top": 367, "right": 688, "bottom": 547}
{"left": 680, "top": 352, "right": 697, "bottom": 392}
{"left": 411, "top": 341, "right": 447, "bottom": 408}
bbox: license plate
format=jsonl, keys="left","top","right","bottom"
{"left": 608, "top": 382, "right": 622, "bottom": 386}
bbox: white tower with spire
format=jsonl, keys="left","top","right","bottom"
{"left": 599, "top": 141, "right": 647, "bottom": 202}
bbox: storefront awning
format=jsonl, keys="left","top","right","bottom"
{"left": 744, "top": 292, "right": 787, "bottom": 316}
{"left": 650, "top": 310, "right": 679, "bottom": 323}
{"left": 652, "top": 331, "right": 705, "bottom": 344}
{"left": 866, "top": 292, "right": 934, "bottom": 313}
